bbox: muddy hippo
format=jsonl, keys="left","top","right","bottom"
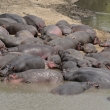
{"left": 0, "top": 13, "right": 27, "bottom": 24}
{"left": 24, "top": 15, "right": 46, "bottom": 32}
{"left": 51, "top": 82, "right": 92, "bottom": 95}
{"left": 0, "top": 54, "right": 45, "bottom": 76}
{"left": 79, "top": 43, "right": 97, "bottom": 53}
{"left": 3, "top": 23, "right": 38, "bottom": 37}
{"left": 41, "top": 25, "right": 62, "bottom": 38}
{"left": 6, "top": 44, "right": 56, "bottom": 60}
{"left": 3, "top": 69, "right": 63, "bottom": 84}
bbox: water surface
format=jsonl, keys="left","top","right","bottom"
{"left": 75, "top": 0, "right": 110, "bottom": 31}
{"left": 0, "top": 82, "right": 110, "bottom": 110}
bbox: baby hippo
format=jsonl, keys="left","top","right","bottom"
{"left": 3, "top": 69, "right": 63, "bottom": 84}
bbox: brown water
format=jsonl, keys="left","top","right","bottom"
{"left": 0, "top": 82, "right": 110, "bottom": 110}
{"left": 75, "top": 0, "right": 110, "bottom": 31}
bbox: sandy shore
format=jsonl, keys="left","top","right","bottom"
{"left": 0, "top": 0, "right": 109, "bottom": 51}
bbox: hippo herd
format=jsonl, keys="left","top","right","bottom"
{"left": 0, "top": 13, "right": 110, "bottom": 100}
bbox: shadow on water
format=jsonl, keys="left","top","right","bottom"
{"left": 75, "top": 0, "right": 110, "bottom": 31}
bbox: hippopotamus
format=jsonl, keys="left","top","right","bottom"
{"left": 61, "top": 61, "right": 78, "bottom": 70}
{"left": 0, "top": 52, "right": 32, "bottom": 69}
{"left": 56, "top": 25, "right": 72, "bottom": 36}
{"left": 71, "top": 24, "right": 97, "bottom": 39}
{"left": 6, "top": 44, "right": 56, "bottom": 60}
{"left": 0, "top": 26, "right": 9, "bottom": 35}
{"left": 99, "top": 40, "right": 110, "bottom": 47}
{"left": 15, "top": 30, "right": 34, "bottom": 38}
{"left": 41, "top": 34, "right": 59, "bottom": 42}
{"left": 51, "top": 82, "right": 93, "bottom": 95}
{"left": 0, "top": 13, "right": 27, "bottom": 24}
{"left": 56, "top": 20, "right": 72, "bottom": 35}
{"left": 23, "top": 15, "right": 46, "bottom": 32}
{"left": 41, "top": 25, "right": 62, "bottom": 38}
{"left": 47, "top": 37, "right": 80, "bottom": 51}
{"left": 62, "top": 67, "right": 110, "bottom": 85}
{"left": 56, "top": 20, "right": 71, "bottom": 27}
{"left": 79, "top": 43, "right": 97, "bottom": 53}
{"left": 67, "top": 31, "right": 98, "bottom": 45}
{"left": 58, "top": 50, "right": 92, "bottom": 68}
{"left": 102, "top": 47, "right": 110, "bottom": 52}
{"left": 85, "top": 52, "right": 110, "bottom": 69}
{"left": 0, "top": 54, "right": 45, "bottom": 76}
{"left": 60, "top": 49, "right": 84, "bottom": 59}
{"left": 21, "top": 37, "right": 44, "bottom": 45}
{"left": 47, "top": 55, "right": 61, "bottom": 69}
{"left": 84, "top": 56, "right": 100, "bottom": 68}
{"left": 2, "top": 69, "right": 63, "bottom": 84}
{"left": 0, "top": 34, "right": 34, "bottom": 47}
{"left": 0, "top": 18, "right": 17, "bottom": 26}
{"left": 107, "top": 97, "right": 110, "bottom": 101}
{"left": 3, "top": 23, "right": 38, "bottom": 37}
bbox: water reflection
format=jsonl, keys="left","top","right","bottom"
{"left": 75, "top": 0, "right": 110, "bottom": 31}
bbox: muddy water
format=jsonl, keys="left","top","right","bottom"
{"left": 75, "top": 0, "right": 110, "bottom": 31}
{"left": 0, "top": 82, "right": 110, "bottom": 110}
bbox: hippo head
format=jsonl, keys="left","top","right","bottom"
{"left": 1, "top": 74, "right": 23, "bottom": 83}
{"left": 0, "top": 65, "right": 10, "bottom": 77}
{"left": 0, "top": 64, "right": 17, "bottom": 77}
{"left": 99, "top": 40, "right": 110, "bottom": 47}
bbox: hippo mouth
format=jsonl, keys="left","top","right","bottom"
{"left": 47, "top": 61, "right": 60, "bottom": 69}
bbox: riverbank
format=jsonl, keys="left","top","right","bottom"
{"left": 0, "top": 0, "right": 109, "bottom": 51}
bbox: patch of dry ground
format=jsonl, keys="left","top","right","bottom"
{"left": 0, "top": 0, "right": 110, "bottom": 51}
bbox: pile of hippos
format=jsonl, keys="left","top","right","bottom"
{"left": 0, "top": 13, "right": 110, "bottom": 98}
